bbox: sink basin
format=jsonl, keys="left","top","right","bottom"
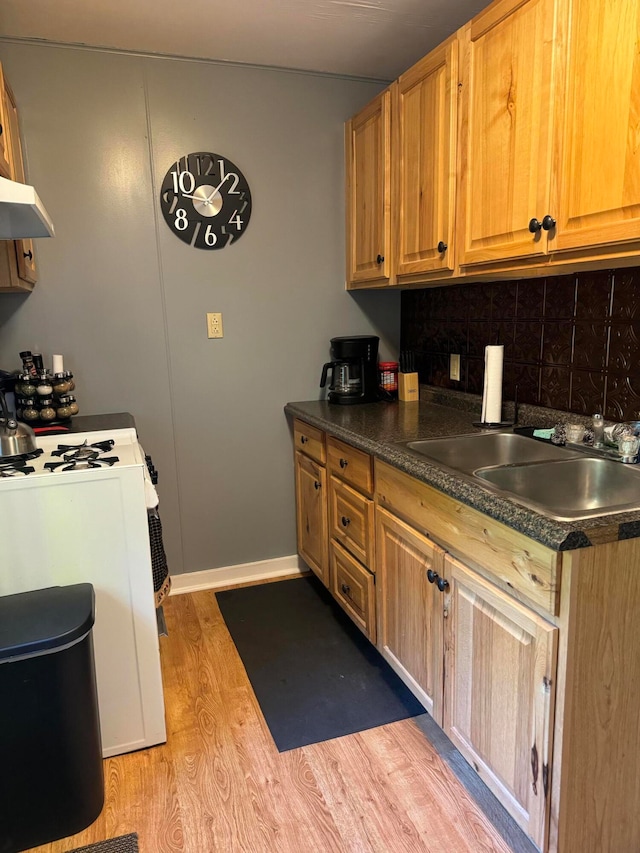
{"left": 402, "top": 432, "right": 581, "bottom": 475}
{"left": 475, "top": 457, "right": 640, "bottom": 520}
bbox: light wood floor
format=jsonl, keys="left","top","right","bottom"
{"left": 28, "top": 585, "right": 514, "bottom": 853}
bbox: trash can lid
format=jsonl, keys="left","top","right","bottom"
{"left": 0, "top": 584, "right": 95, "bottom": 661}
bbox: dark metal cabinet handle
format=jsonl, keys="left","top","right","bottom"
{"left": 313, "top": 481, "right": 321, "bottom": 490}
{"left": 300, "top": 435, "right": 308, "bottom": 444}
{"left": 23, "top": 250, "right": 33, "bottom": 261}
{"left": 341, "top": 516, "right": 351, "bottom": 527}
{"left": 376, "top": 254, "right": 384, "bottom": 264}
{"left": 341, "top": 583, "right": 351, "bottom": 596}
{"left": 437, "top": 241, "right": 448, "bottom": 253}
{"left": 542, "top": 215, "right": 556, "bottom": 231}
{"left": 528, "top": 218, "right": 542, "bottom": 233}
{"left": 0, "top": 124, "right": 3, "bottom": 137}
{"left": 339, "top": 458, "right": 348, "bottom": 469}
{"left": 437, "top": 576, "right": 450, "bottom": 593}
{"left": 427, "top": 569, "right": 438, "bottom": 584}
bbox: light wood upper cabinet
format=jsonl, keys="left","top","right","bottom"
{"left": 552, "top": 0, "right": 640, "bottom": 258}
{"left": 457, "top": 0, "right": 560, "bottom": 269}
{"left": 345, "top": 89, "right": 392, "bottom": 288}
{"left": 444, "top": 554, "right": 557, "bottom": 851}
{"left": 0, "top": 63, "right": 13, "bottom": 180}
{"left": 0, "top": 68, "right": 38, "bottom": 293}
{"left": 394, "top": 36, "right": 459, "bottom": 281}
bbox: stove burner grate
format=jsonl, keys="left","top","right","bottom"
{"left": 51, "top": 439, "right": 115, "bottom": 458}
{"left": 45, "top": 455, "right": 120, "bottom": 473}
{"left": 0, "top": 459, "right": 36, "bottom": 477}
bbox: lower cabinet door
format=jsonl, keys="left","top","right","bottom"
{"left": 443, "top": 554, "right": 557, "bottom": 851}
{"left": 330, "top": 540, "right": 376, "bottom": 642}
{"left": 295, "top": 451, "right": 329, "bottom": 587}
{"left": 376, "top": 508, "right": 445, "bottom": 722}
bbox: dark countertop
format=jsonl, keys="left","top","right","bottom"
{"left": 285, "top": 399, "right": 640, "bottom": 552}
{"left": 33, "top": 412, "right": 136, "bottom": 435}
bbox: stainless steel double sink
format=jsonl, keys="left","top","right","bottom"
{"left": 398, "top": 432, "right": 640, "bottom": 521}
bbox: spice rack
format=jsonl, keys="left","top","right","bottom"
{"left": 15, "top": 371, "right": 79, "bottom": 426}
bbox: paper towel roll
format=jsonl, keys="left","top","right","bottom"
{"left": 52, "top": 354, "right": 64, "bottom": 374}
{"left": 481, "top": 345, "right": 504, "bottom": 424}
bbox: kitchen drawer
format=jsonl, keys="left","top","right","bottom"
{"left": 329, "top": 475, "right": 375, "bottom": 569}
{"left": 327, "top": 436, "right": 373, "bottom": 495}
{"left": 293, "top": 419, "right": 326, "bottom": 464}
{"left": 330, "top": 540, "right": 376, "bottom": 643}
{"left": 375, "top": 460, "right": 561, "bottom": 616}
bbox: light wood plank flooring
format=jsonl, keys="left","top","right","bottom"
{"left": 27, "top": 586, "right": 514, "bottom": 853}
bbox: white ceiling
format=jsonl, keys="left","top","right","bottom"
{"left": 0, "top": 0, "right": 487, "bottom": 81}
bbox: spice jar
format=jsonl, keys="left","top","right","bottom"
{"left": 20, "top": 375, "right": 37, "bottom": 396}
{"left": 65, "top": 371, "right": 76, "bottom": 391}
{"left": 38, "top": 399, "right": 57, "bottom": 421}
{"left": 22, "top": 404, "right": 39, "bottom": 421}
{"left": 66, "top": 395, "right": 79, "bottom": 416}
{"left": 379, "top": 361, "right": 399, "bottom": 395}
{"left": 52, "top": 374, "right": 71, "bottom": 395}
{"left": 56, "top": 401, "right": 72, "bottom": 419}
{"left": 19, "top": 351, "right": 37, "bottom": 377}
{"left": 36, "top": 377, "right": 53, "bottom": 396}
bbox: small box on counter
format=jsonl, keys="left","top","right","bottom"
{"left": 398, "top": 372, "right": 419, "bottom": 402}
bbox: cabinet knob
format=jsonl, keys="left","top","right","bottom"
{"left": 313, "top": 480, "right": 321, "bottom": 490}
{"left": 528, "top": 218, "right": 542, "bottom": 233}
{"left": 341, "top": 583, "right": 351, "bottom": 596}
{"left": 437, "top": 241, "right": 448, "bottom": 253}
{"left": 23, "top": 250, "right": 33, "bottom": 261}
{"left": 341, "top": 516, "right": 351, "bottom": 527}
{"left": 339, "top": 458, "right": 348, "bottom": 469}
{"left": 427, "top": 569, "right": 438, "bottom": 584}
{"left": 300, "top": 435, "right": 308, "bottom": 444}
{"left": 437, "top": 576, "right": 449, "bottom": 593}
{"left": 542, "top": 215, "right": 556, "bottom": 231}
{"left": 376, "top": 254, "right": 384, "bottom": 265}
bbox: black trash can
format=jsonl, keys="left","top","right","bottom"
{"left": 0, "top": 584, "right": 104, "bottom": 853}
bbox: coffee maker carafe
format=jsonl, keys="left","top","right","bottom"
{"left": 320, "top": 335, "right": 379, "bottom": 405}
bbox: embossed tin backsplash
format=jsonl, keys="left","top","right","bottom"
{"left": 400, "top": 268, "right": 640, "bottom": 421}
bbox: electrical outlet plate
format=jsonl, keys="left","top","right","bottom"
{"left": 450, "top": 353, "right": 461, "bottom": 381}
{"left": 207, "top": 312, "right": 223, "bottom": 339}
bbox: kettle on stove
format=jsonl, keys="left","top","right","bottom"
{"left": 0, "top": 390, "right": 37, "bottom": 457}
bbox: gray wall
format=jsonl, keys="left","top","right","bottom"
{"left": 0, "top": 43, "right": 399, "bottom": 574}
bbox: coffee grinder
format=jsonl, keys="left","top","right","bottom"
{"left": 320, "top": 335, "right": 379, "bottom": 405}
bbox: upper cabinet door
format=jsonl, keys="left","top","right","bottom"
{"left": 553, "top": 0, "right": 640, "bottom": 255}
{"left": 345, "top": 90, "right": 392, "bottom": 288}
{"left": 394, "top": 37, "right": 459, "bottom": 280}
{"left": 458, "top": 0, "right": 559, "bottom": 268}
{"left": 0, "top": 63, "right": 13, "bottom": 179}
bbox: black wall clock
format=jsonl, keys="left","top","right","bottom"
{"left": 159, "top": 151, "right": 252, "bottom": 250}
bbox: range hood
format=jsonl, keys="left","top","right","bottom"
{"left": 0, "top": 175, "right": 54, "bottom": 239}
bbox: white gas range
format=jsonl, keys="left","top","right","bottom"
{"left": 0, "top": 424, "right": 166, "bottom": 757}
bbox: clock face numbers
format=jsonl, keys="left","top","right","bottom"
{"left": 159, "top": 152, "right": 252, "bottom": 250}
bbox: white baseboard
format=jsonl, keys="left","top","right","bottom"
{"left": 169, "top": 554, "right": 307, "bottom": 595}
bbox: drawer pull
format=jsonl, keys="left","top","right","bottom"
{"left": 341, "top": 583, "right": 351, "bottom": 596}
{"left": 437, "top": 576, "right": 450, "bottom": 593}
{"left": 427, "top": 569, "right": 438, "bottom": 584}
{"left": 314, "top": 480, "right": 321, "bottom": 490}
{"left": 341, "top": 516, "right": 351, "bottom": 527}
{"left": 339, "top": 458, "right": 348, "bottom": 469}
{"left": 300, "top": 435, "right": 308, "bottom": 444}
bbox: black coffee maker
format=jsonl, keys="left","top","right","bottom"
{"left": 320, "top": 335, "right": 379, "bottom": 405}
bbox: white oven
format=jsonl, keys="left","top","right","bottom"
{"left": 0, "top": 426, "right": 166, "bottom": 757}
